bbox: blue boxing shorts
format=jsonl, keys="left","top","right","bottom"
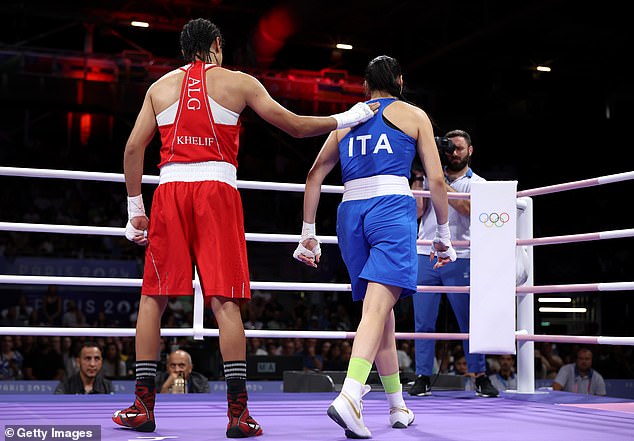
{"left": 336, "top": 194, "right": 418, "bottom": 301}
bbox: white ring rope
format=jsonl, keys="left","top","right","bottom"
{"left": 0, "top": 221, "right": 470, "bottom": 248}
{"left": 2, "top": 324, "right": 634, "bottom": 347}
{"left": 516, "top": 170, "right": 634, "bottom": 197}
{"left": 3, "top": 221, "right": 633, "bottom": 248}
{"left": 2, "top": 275, "right": 634, "bottom": 297}
{"left": 0, "top": 326, "right": 468, "bottom": 341}
{"left": 0, "top": 166, "right": 469, "bottom": 199}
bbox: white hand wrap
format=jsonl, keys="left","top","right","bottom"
{"left": 125, "top": 220, "right": 147, "bottom": 242}
{"left": 127, "top": 194, "right": 146, "bottom": 219}
{"left": 432, "top": 221, "right": 457, "bottom": 262}
{"left": 292, "top": 221, "right": 322, "bottom": 261}
{"left": 332, "top": 102, "right": 374, "bottom": 129}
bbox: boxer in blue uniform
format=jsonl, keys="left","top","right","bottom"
{"left": 293, "top": 55, "right": 457, "bottom": 439}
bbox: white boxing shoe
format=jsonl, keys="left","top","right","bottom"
{"left": 327, "top": 380, "right": 372, "bottom": 439}
{"left": 389, "top": 406, "right": 415, "bottom": 428}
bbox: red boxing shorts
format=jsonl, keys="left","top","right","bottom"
{"left": 141, "top": 180, "right": 251, "bottom": 299}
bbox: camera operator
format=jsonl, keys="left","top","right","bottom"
{"left": 409, "top": 130, "right": 499, "bottom": 398}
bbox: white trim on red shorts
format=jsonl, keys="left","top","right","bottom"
{"left": 158, "top": 161, "right": 238, "bottom": 189}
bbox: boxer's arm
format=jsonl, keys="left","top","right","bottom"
{"left": 123, "top": 91, "right": 157, "bottom": 197}
{"left": 241, "top": 73, "right": 378, "bottom": 138}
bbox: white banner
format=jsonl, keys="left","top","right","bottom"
{"left": 469, "top": 181, "right": 517, "bottom": 354}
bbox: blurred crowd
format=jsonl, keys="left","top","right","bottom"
{"left": 1, "top": 284, "right": 632, "bottom": 386}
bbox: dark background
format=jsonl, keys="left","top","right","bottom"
{"left": 0, "top": 1, "right": 632, "bottom": 338}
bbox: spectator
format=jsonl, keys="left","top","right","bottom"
{"left": 300, "top": 338, "right": 323, "bottom": 371}
{"left": 36, "top": 285, "right": 63, "bottom": 326}
{"left": 490, "top": 354, "right": 517, "bottom": 392}
{"left": 0, "top": 294, "right": 33, "bottom": 325}
{"left": 61, "top": 336, "right": 80, "bottom": 377}
{"left": 397, "top": 341, "right": 414, "bottom": 373}
{"left": 449, "top": 352, "right": 477, "bottom": 391}
{"left": 535, "top": 342, "right": 564, "bottom": 379}
{"left": 553, "top": 347, "right": 606, "bottom": 396}
{"left": 320, "top": 341, "right": 332, "bottom": 366}
{"left": 266, "top": 340, "right": 281, "bottom": 356}
{"left": 61, "top": 299, "right": 87, "bottom": 327}
{"left": 280, "top": 340, "right": 298, "bottom": 356}
{"left": 55, "top": 342, "right": 113, "bottom": 394}
{"left": 157, "top": 349, "right": 210, "bottom": 393}
{"left": 0, "top": 307, "right": 23, "bottom": 326}
{"left": 23, "top": 336, "right": 65, "bottom": 380}
{"left": 102, "top": 342, "right": 127, "bottom": 379}
{"left": 451, "top": 353, "right": 469, "bottom": 376}
{"left": 248, "top": 338, "right": 268, "bottom": 356}
{"left": 0, "top": 336, "right": 24, "bottom": 380}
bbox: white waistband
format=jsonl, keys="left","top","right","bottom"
{"left": 159, "top": 161, "right": 237, "bottom": 188}
{"left": 342, "top": 175, "right": 413, "bottom": 202}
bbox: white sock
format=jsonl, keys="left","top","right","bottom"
{"left": 386, "top": 386, "right": 406, "bottom": 409}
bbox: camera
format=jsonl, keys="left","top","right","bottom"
{"left": 435, "top": 136, "right": 456, "bottom": 165}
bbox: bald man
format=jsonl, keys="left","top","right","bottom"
{"left": 157, "top": 349, "right": 210, "bottom": 394}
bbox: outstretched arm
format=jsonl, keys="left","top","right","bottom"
{"left": 293, "top": 131, "right": 341, "bottom": 267}
{"left": 241, "top": 73, "right": 377, "bottom": 138}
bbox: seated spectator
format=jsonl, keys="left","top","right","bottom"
{"left": 552, "top": 347, "right": 606, "bottom": 396}
{"left": 490, "top": 354, "right": 517, "bottom": 392}
{"left": 249, "top": 338, "right": 268, "bottom": 356}
{"left": 449, "top": 352, "right": 477, "bottom": 391}
{"left": 23, "top": 336, "right": 65, "bottom": 380}
{"left": 102, "top": 342, "right": 127, "bottom": 379}
{"left": 397, "top": 341, "right": 414, "bottom": 373}
{"left": 157, "top": 349, "right": 210, "bottom": 393}
{"left": 61, "top": 337, "right": 81, "bottom": 377}
{"left": 0, "top": 307, "right": 24, "bottom": 326}
{"left": 55, "top": 342, "right": 113, "bottom": 394}
{"left": 0, "top": 336, "right": 24, "bottom": 380}
{"left": 61, "top": 299, "right": 86, "bottom": 327}
{"left": 300, "top": 338, "right": 323, "bottom": 371}
{"left": 0, "top": 294, "right": 33, "bottom": 326}
{"left": 35, "top": 285, "right": 63, "bottom": 326}
{"left": 535, "top": 342, "right": 564, "bottom": 379}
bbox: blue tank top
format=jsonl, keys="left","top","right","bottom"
{"left": 339, "top": 97, "right": 416, "bottom": 183}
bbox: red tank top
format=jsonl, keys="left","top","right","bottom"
{"left": 157, "top": 61, "right": 241, "bottom": 168}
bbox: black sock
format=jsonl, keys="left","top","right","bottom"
{"left": 224, "top": 360, "right": 247, "bottom": 394}
{"left": 135, "top": 360, "right": 158, "bottom": 386}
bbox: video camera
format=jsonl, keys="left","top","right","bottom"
{"left": 434, "top": 136, "right": 456, "bottom": 165}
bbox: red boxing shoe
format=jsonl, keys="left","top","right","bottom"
{"left": 226, "top": 406, "right": 263, "bottom": 438}
{"left": 112, "top": 395, "right": 156, "bottom": 432}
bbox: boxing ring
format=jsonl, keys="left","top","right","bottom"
{"left": 1, "top": 166, "right": 634, "bottom": 440}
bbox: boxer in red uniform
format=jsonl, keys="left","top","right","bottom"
{"left": 112, "top": 18, "right": 377, "bottom": 438}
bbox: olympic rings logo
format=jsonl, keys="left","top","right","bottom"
{"left": 479, "top": 212, "right": 510, "bottom": 228}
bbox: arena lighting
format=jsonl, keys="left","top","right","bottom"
{"left": 131, "top": 21, "right": 150, "bottom": 28}
{"left": 536, "top": 65, "right": 551, "bottom": 72}
{"left": 539, "top": 307, "right": 587, "bottom": 313}
{"left": 538, "top": 297, "right": 572, "bottom": 303}
{"left": 336, "top": 43, "right": 353, "bottom": 50}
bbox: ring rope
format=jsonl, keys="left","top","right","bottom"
{"left": 2, "top": 324, "right": 633, "bottom": 347}
{"left": 0, "top": 166, "right": 469, "bottom": 199}
{"left": 516, "top": 170, "right": 634, "bottom": 197}
{"left": 1, "top": 275, "right": 633, "bottom": 295}
{"left": 3, "top": 221, "right": 632, "bottom": 248}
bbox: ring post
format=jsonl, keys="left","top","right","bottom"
{"left": 516, "top": 196, "right": 535, "bottom": 393}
